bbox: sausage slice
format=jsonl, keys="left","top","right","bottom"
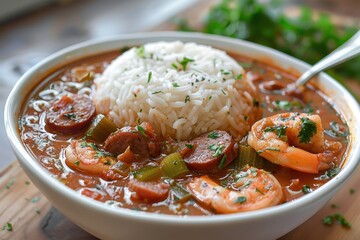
{"left": 183, "top": 130, "right": 238, "bottom": 172}
{"left": 45, "top": 94, "right": 95, "bottom": 134}
{"left": 104, "top": 122, "right": 161, "bottom": 158}
{"left": 128, "top": 179, "right": 169, "bottom": 202}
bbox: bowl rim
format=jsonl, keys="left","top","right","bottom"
{"left": 4, "top": 31, "right": 360, "bottom": 224}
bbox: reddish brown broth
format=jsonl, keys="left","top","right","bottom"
{"left": 19, "top": 50, "right": 348, "bottom": 215}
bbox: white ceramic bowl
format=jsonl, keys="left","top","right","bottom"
{"left": 5, "top": 32, "right": 360, "bottom": 240}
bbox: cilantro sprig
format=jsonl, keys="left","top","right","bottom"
{"left": 298, "top": 117, "right": 317, "bottom": 143}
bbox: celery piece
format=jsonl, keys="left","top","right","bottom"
{"left": 134, "top": 166, "right": 162, "bottom": 181}
{"left": 86, "top": 114, "right": 117, "bottom": 142}
{"left": 160, "top": 152, "right": 189, "bottom": 179}
{"left": 110, "top": 161, "right": 130, "bottom": 177}
{"left": 171, "top": 183, "right": 192, "bottom": 203}
{"left": 237, "top": 145, "right": 276, "bottom": 172}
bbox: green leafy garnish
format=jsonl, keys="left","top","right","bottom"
{"left": 302, "top": 185, "right": 311, "bottom": 194}
{"left": 171, "top": 63, "right": 179, "bottom": 70}
{"left": 2, "top": 222, "right": 13, "bottom": 232}
{"left": 94, "top": 151, "right": 110, "bottom": 159}
{"left": 178, "top": 0, "right": 360, "bottom": 90}
{"left": 264, "top": 125, "right": 287, "bottom": 137}
{"left": 5, "top": 179, "right": 14, "bottom": 190}
{"left": 298, "top": 117, "right": 317, "bottom": 143}
{"left": 136, "top": 125, "right": 147, "bottom": 137}
{"left": 147, "top": 71, "right": 152, "bottom": 83}
{"left": 322, "top": 215, "right": 334, "bottom": 226}
{"left": 136, "top": 45, "right": 145, "bottom": 58}
{"left": 235, "top": 74, "right": 243, "bottom": 80}
{"left": 318, "top": 167, "right": 340, "bottom": 180}
{"left": 178, "top": 57, "right": 194, "bottom": 70}
{"left": 208, "top": 144, "right": 225, "bottom": 157}
{"left": 218, "top": 155, "right": 227, "bottom": 169}
{"left": 234, "top": 196, "right": 247, "bottom": 204}
{"left": 324, "top": 121, "right": 349, "bottom": 138}
{"left": 322, "top": 214, "right": 351, "bottom": 228}
{"left": 273, "top": 100, "right": 303, "bottom": 112}
{"left": 172, "top": 82, "right": 180, "bottom": 87}
{"left": 31, "top": 196, "right": 41, "bottom": 203}
{"left": 185, "top": 95, "right": 190, "bottom": 103}
{"left": 258, "top": 147, "right": 280, "bottom": 154}
{"left": 64, "top": 113, "right": 78, "bottom": 121}
{"left": 208, "top": 131, "right": 222, "bottom": 139}
{"left": 185, "top": 144, "right": 194, "bottom": 149}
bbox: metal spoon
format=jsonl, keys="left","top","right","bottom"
{"left": 284, "top": 30, "right": 360, "bottom": 93}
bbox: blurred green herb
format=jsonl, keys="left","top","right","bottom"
{"left": 178, "top": 0, "right": 359, "bottom": 87}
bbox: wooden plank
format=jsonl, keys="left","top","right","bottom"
{"left": 0, "top": 161, "right": 96, "bottom": 239}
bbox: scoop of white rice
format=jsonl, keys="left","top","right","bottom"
{"left": 94, "top": 41, "right": 260, "bottom": 140}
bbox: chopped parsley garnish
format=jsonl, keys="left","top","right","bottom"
{"left": 208, "top": 131, "right": 221, "bottom": 139}
{"left": 80, "top": 141, "right": 88, "bottom": 148}
{"left": 136, "top": 125, "right": 147, "bottom": 137}
{"left": 302, "top": 185, "right": 311, "bottom": 194}
{"left": 2, "top": 222, "right": 13, "bottom": 232}
{"left": 220, "top": 69, "right": 231, "bottom": 75}
{"left": 234, "top": 196, "right": 247, "bottom": 204}
{"left": 322, "top": 215, "right": 334, "bottom": 226}
{"left": 31, "top": 196, "right": 41, "bottom": 203}
{"left": 350, "top": 188, "right": 355, "bottom": 194}
{"left": 324, "top": 121, "right": 349, "bottom": 138}
{"left": 75, "top": 161, "right": 80, "bottom": 166}
{"left": 322, "top": 214, "right": 351, "bottom": 228}
{"left": 318, "top": 167, "right": 340, "bottom": 180}
{"left": 273, "top": 100, "right": 303, "bottom": 111}
{"left": 104, "top": 160, "right": 112, "bottom": 165}
{"left": 185, "top": 95, "right": 190, "bottom": 103}
{"left": 298, "top": 117, "right": 317, "bottom": 143}
{"left": 221, "top": 89, "right": 226, "bottom": 95}
{"left": 208, "top": 144, "right": 225, "bottom": 157}
{"left": 185, "top": 144, "right": 194, "bottom": 149}
{"left": 152, "top": 91, "right": 163, "bottom": 95}
{"left": 235, "top": 74, "right": 243, "bottom": 80}
{"left": 172, "top": 82, "right": 180, "bottom": 87}
{"left": 258, "top": 147, "right": 280, "bottom": 154}
{"left": 218, "top": 155, "right": 227, "bottom": 169}
{"left": 64, "top": 113, "right": 78, "bottom": 121}
{"left": 264, "top": 125, "right": 287, "bottom": 137}
{"left": 147, "top": 71, "right": 152, "bottom": 83}
{"left": 5, "top": 179, "right": 14, "bottom": 190}
{"left": 25, "top": 181, "right": 30, "bottom": 185}
{"left": 89, "top": 142, "right": 99, "bottom": 151}
{"left": 253, "top": 99, "right": 259, "bottom": 107}
{"left": 171, "top": 63, "right": 179, "bottom": 70}
{"left": 135, "top": 45, "right": 145, "bottom": 58}
{"left": 178, "top": 57, "right": 194, "bottom": 70}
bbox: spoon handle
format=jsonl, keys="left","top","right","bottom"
{"left": 295, "top": 30, "right": 360, "bottom": 86}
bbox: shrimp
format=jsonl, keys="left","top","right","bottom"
{"left": 247, "top": 112, "right": 341, "bottom": 173}
{"left": 187, "top": 166, "right": 283, "bottom": 214}
{"left": 65, "top": 140, "right": 117, "bottom": 175}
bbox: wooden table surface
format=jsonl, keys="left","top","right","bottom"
{"left": 1, "top": 0, "right": 359, "bottom": 239}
